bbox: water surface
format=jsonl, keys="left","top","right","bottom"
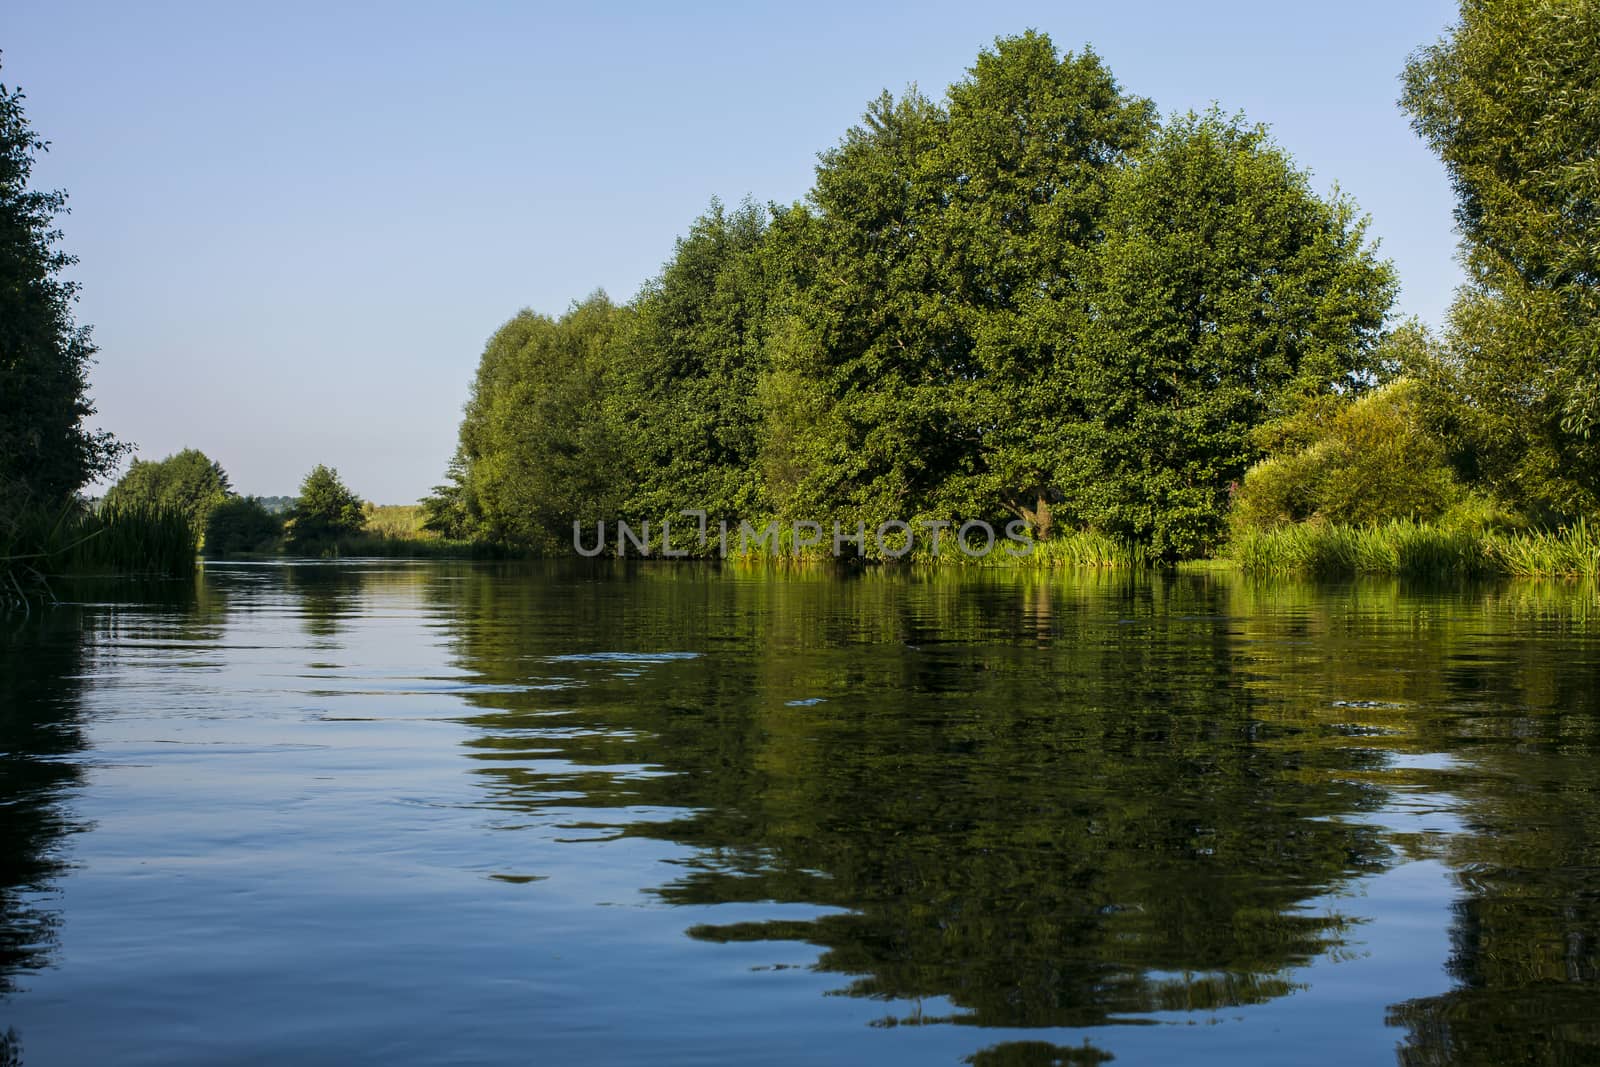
{"left": 2, "top": 562, "right": 1598, "bottom": 1064}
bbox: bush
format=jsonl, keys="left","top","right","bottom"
{"left": 1231, "top": 378, "right": 1470, "bottom": 533}
{"left": 204, "top": 496, "right": 282, "bottom": 556}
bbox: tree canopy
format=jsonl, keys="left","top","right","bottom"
{"left": 0, "top": 55, "right": 123, "bottom": 509}
{"left": 1402, "top": 0, "right": 1600, "bottom": 520}
{"left": 1061, "top": 111, "right": 1394, "bottom": 556}
{"left": 430, "top": 32, "right": 1398, "bottom": 560}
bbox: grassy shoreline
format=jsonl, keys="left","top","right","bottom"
{"left": 12, "top": 508, "right": 1597, "bottom": 609}
{"left": 316, "top": 518, "right": 1600, "bottom": 579}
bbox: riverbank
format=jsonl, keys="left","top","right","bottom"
{"left": 293, "top": 517, "right": 1600, "bottom": 579}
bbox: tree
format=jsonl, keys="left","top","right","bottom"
{"left": 610, "top": 198, "right": 775, "bottom": 526}
{"left": 286, "top": 464, "right": 365, "bottom": 544}
{"left": 443, "top": 295, "right": 627, "bottom": 549}
{"left": 437, "top": 32, "right": 1393, "bottom": 560}
{"left": 103, "top": 448, "right": 230, "bottom": 540}
{"left": 1063, "top": 111, "right": 1395, "bottom": 558}
{"left": 1401, "top": 0, "right": 1600, "bottom": 520}
{"left": 764, "top": 34, "right": 1156, "bottom": 536}
{"left": 761, "top": 86, "right": 954, "bottom": 532}
{"left": 930, "top": 34, "right": 1154, "bottom": 539}
{"left": 0, "top": 55, "right": 124, "bottom": 509}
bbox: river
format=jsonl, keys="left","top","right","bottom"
{"left": 2, "top": 561, "right": 1597, "bottom": 1064}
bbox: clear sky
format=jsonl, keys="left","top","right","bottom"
{"left": 2, "top": 0, "right": 1464, "bottom": 503}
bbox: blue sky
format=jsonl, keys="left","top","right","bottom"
{"left": 3, "top": 0, "right": 1463, "bottom": 502}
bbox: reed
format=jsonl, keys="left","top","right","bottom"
{"left": 69, "top": 502, "right": 197, "bottom": 577}
{"left": 3, "top": 500, "right": 196, "bottom": 609}
{"left": 996, "top": 529, "right": 1149, "bottom": 569}
{"left": 1229, "top": 518, "right": 1598, "bottom": 578}
{"left": 1487, "top": 517, "right": 1600, "bottom": 577}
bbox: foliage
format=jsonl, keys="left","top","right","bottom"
{"left": 1230, "top": 377, "right": 1468, "bottom": 532}
{"left": 104, "top": 448, "right": 230, "bottom": 543}
{"left": 762, "top": 34, "right": 1157, "bottom": 537}
{"left": 255, "top": 495, "right": 296, "bottom": 515}
{"left": 1229, "top": 517, "right": 1599, "bottom": 578}
{"left": 1228, "top": 520, "right": 1496, "bottom": 578}
{"left": 0, "top": 56, "right": 125, "bottom": 509}
{"left": 363, "top": 503, "right": 429, "bottom": 540}
{"left": 203, "top": 496, "right": 282, "bottom": 556}
{"left": 434, "top": 295, "right": 628, "bottom": 551}
{"left": 1401, "top": 0, "right": 1600, "bottom": 520}
{"left": 419, "top": 456, "right": 471, "bottom": 538}
{"left": 3, "top": 499, "right": 194, "bottom": 606}
{"left": 1488, "top": 517, "right": 1600, "bottom": 579}
{"left": 285, "top": 464, "right": 365, "bottom": 546}
{"left": 439, "top": 33, "right": 1392, "bottom": 562}
{"left": 1061, "top": 110, "right": 1395, "bottom": 559}
{"left": 979, "top": 529, "right": 1147, "bottom": 570}
{"left": 67, "top": 501, "right": 196, "bottom": 577}
{"left": 613, "top": 199, "right": 775, "bottom": 525}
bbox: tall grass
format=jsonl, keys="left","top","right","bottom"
{"left": 72, "top": 503, "right": 197, "bottom": 576}
{"left": 3, "top": 501, "right": 196, "bottom": 608}
{"left": 1229, "top": 518, "right": 1599, "bottom": 578}
{"left": 362, "top": 503, "right": 430, "bottom": 540}
{"left": 1487, "top": 517, "right": 1599, "bottom": 577}
{"left": 982, "top": 528, "right": 1149, "bottom": 569}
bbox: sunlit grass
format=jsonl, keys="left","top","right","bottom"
{"left": 976, "top": 529, "right": 1149, "bottom": 569}
{"left": 1228, "top": 518, "right": 1599, "bottom": 578}
{"left": 362, "top": 503, "right": 432, "bottom": 540}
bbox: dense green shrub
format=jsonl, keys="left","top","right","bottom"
{"left": 204, "top": 496, "right": 282, "bottom": 556}
{"left": 1230, "top": 379, "right": 1468, "bottom": 533}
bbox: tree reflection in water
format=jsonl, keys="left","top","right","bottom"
{"left": 438, "top": 568, "right": 1464, "bottom": 1038}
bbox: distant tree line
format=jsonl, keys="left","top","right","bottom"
{"left": 427, "top": 10, "right": 1599, "bottom": 561}
{"left": 96, "top": 451, "right": 370, "bottom": 556}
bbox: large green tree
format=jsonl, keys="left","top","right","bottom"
{"left": 760, "top": 87, "right": 953, "bottom": 531}
{"left": 1402, "top": 0, "right": 1600, "bottom": 520}
{"left": 932, "top": 35, "right": 1155, "bottom": 538}
{"left": 610, "top": 199, "right": 775, "bottom": 526}
{"left": 765, "top": 34, "right": 1155, "bottom": 535}
{"left": 0, "top": 57, "right": 123, "bottom": 508}
{"left": 1062, "top": 111, "right": 1395, "bottom": 558}
{"left": 440, "top": 294, "right": 627, "bottom": 548}
{"left": 439, "top": 32, "right": 1395, "bottom": 560}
